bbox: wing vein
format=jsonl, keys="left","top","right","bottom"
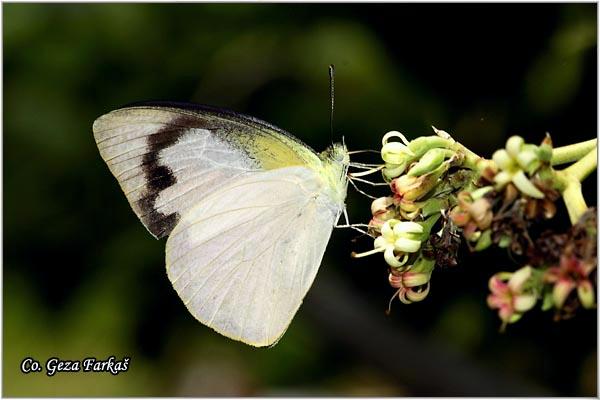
{"left": 173, "top": 200, "right": 298, "bottom": 293}
{"left": 167, "top": 198, "right": 299, "bottom": 249}
{"left": 186, "top": 207, "right": 300, "bottom": 315}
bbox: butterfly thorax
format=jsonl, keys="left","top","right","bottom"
{"left": 318, "top": 142, "right": 349, "bottom": 207}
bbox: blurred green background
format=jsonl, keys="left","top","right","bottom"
{"left": 3, "top": 3, "right": 597, "bottom": 396}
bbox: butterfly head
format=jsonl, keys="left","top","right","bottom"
{"left": 318, "top": 142, "right": 349, "bottom": 206}
{"left": 325, "top": 142, "right": 349, "bottom": 163}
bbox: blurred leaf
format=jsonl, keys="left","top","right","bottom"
{"left": 525, "top": 9, "right": 595, "bottom": 114}
{"left": 429, "top": 297, "right": 486, "bottom": 354}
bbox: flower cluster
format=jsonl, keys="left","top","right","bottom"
{"left": 491, "top": 135, "right": 552, "bottom": 198}
{"left": 350, "top": 129, "right": 597, "bottom": 328}
{"left": 488, "top": 209, "right": 597, "bottom": 325}
{"left": 353, "top": 129, "right": 475, "bottom": 306}
{"left": 478, "top": 133, "right": 596, "bottom": 326}
{"left": 449, "top": 135, "right": 560, "bottom": 255}
{"left": 540, "top": 208, "right": 597, "bottom": 318}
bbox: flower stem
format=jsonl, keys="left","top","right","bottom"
{"left": 562, "top": 180, "right": 588, "bottom": 225}
{"left": 562, "top": 148, "right": 597, "bottom": 182}
{"left": 553, "top": 149, "right": 596, "bottom": 224}
{"left": 449, "top": 141, "right": 494, "bottom": 171}
{"left": 551, "top": 139, "right": 597, "bottom": 166}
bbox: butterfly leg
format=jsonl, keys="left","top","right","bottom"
{"left": 334, "top": 208, "right": 372, "bottom": 236}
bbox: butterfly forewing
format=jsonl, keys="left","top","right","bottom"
{"left": 92, "top": 103, "right": 320, "bottom": 238}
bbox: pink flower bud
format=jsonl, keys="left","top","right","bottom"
{"left": 389, "top": 273, "right": 403, "bottom": 289}
{"left": 449, "top": 206, "right": 470, "bottom": 227}
{"left": 391, "top": 173, "right": 441, "bottom": 202}
{"left": 371, "top": 196, "right": 394, "bottom": 216}
{"left": 469, "top": 198, "right": 493, "bottom": 230}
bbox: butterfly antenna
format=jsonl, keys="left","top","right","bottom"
{"left": 329, "top": 64, "right": 335, "bottom": 141}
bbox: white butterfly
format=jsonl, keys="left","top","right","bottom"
{"left": 93, "top": 102, "right": 349, "bottom": 347}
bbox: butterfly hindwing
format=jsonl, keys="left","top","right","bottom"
{"left": 165, "top": 167, "right": 340, "bottom": 346}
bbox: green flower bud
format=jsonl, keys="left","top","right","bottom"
{"left": 407, "top": 148, "right": 447, "bottom": 177}
{"left": 537, "top": 144, "right": 553, "bottom": 162}
{"left": 391, "top": 161, "right": 449, "bottom": 201}
{"left": 506, "top": 136, "right": 524, "bottom": 158}
{"left": 415, "top": 213, "right": 442, "bottom": 242}
{"left": 537, "top": 134, "right": 553, "bottom": 162}
{"left": 381, "top": 133, "right": 416, "bottom": 179}
{"left": 381, "top": 142, "right": 411, "bottom": 164}
{"left": 383, "top": 164, "right": 408, "bottom": 180}
{"left": 407, "top": 136, "right": 450, "bottom": 157}
{"left": 397, "top": 199, "right": 423, "bottom": 213}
